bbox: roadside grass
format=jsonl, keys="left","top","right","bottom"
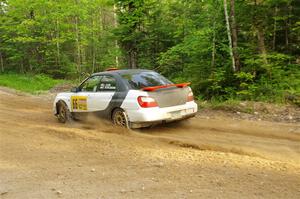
{"left": 0, "top": 73, "right": 65, "bottom": 94}
{"left": 197, "top": 98, "right": 300, "bottom": 116}
{"left": 197, "top": 99, "right": 256, "bottom": 114}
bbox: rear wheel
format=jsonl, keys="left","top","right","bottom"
{"left": 112, "top": 109, "right": 130, "bottom": 128}
{"left": 57, "top": 101, "right": 71, "bottom": 123}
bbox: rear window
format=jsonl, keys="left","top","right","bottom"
{"left": 121, "top": 71, "right": 172, "bottom": 89}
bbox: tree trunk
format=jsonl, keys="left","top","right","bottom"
{"left": 113, "top": 4, "right": 119, "bottom": 68}
{"left": 92, "top": 50, "right": 96, "bottom": 73}
{"left": 211, "top": 20, "right": 216, "bottom": 72}
{"left": 56, "top": 18, "right": 60, "bottom": 66}
{"left": 272, "top": 6, "right": 278, "bottom": 50}
{"left": 253, "top": 0, "right": 267, "bottom": 65}
{"left": 129, "top": 50, "right": 137, "bottom": 69}
{"left": 20, "top": 59, "right": 24, "bottom": 73}
{"left": 91, "top": 16, "right": 96, "bottom": 73}
{"left": 230, "top": 0, "right": 240, "bottom": 71}
{"left": 0, "top": 52, "right": 4, "bottom": 73}
{"left": 75, "top": 15, "right": 81, "bottom": 73}
{"left": 223, "top": 0, "right": 236, "bottom": 72}
{"left": 81, "top": 46, "right": 85, "bottom": 70}
{"left": 256, "top": 26, "right": 268, "bottom": 65}
{"left": 285, "top": 4, "right": 291, "bottom": 52}
{"left": 285, "top": 20, "right": 289, "bottom": 50}
{"left": 29, "top": 51, "right": 33, "bottom": 71}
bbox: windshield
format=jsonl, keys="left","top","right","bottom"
{"left": 121, "top": 71, "right": 172, "bottom": 90}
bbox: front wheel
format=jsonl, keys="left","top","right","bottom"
{"left": 112, "top": 109, "right": 130, "bottom": 128}
{"left": 57, "top": 101, "right": 71, "bottom": 123}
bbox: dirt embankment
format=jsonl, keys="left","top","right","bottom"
{"left": 0, "top": 88, "right": 300, "bottom": 199}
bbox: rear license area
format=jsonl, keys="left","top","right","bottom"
{"left": 169, "top": 108, "right": 194, "bottom": 119}
{"left": 170, "top": 110, "right": 182, "bottom": 119}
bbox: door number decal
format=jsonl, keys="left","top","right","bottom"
{"left": 71, "top": 96, "right": 87, "bottom": 111}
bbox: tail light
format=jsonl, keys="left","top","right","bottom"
{"left": 187, "top": 91, "right": 194, "bottom": 102}
{"left": 137, "top": 96, "right": 158, "bottom": 108}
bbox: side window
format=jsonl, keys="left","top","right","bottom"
{"left": 80, "top": 76, "right": 102, "bottom": 92}
{"left": 99, "top": 76, "right": 117, "bottom": 91}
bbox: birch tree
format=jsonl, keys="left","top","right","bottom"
{"left": 223, "top": 0, "right": 236, "bottom": 72}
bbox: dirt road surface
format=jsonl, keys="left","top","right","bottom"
{"left": 0, "top": 88, "right": 300, "bottom": 199}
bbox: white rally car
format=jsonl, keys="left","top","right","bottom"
{"left": 53, "top": 69, "right": 198, "bottom": 128}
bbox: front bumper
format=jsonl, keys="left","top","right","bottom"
{"left": 126, "top": 101, "right": 198, "bottom": 126}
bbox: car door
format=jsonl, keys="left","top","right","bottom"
{"left": 88, "top": 75, "right": 117, "bottom": 111}
{"left": 71, "top": 75, "right": 102, "bottom": 112}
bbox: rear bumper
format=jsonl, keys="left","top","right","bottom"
{"left": 126, "top": 101, "right": 198, "bottom": 125}
{"left": 130, "top": 113, "right": 196, "bottom": 128}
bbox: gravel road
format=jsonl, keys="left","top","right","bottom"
{"left": 0, "top": 88, "right": 299, "bottom": 199}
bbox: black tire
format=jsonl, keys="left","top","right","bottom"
{"left": 112, "top": 108, "right": 130, "bottom": 128}
{"left": 57, "top": 101, "right": 71, "bottom": 123}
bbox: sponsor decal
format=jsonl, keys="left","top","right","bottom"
{"left": 71, "top": 96, "right": 87, "bottom": 111}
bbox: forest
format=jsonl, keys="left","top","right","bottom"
{"left": 0, "top": 0, "right": 299, "bottom": 103}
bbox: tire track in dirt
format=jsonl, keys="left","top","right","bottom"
{"left": 1, "top": 88, "right": 300, "bottom": 198}
{"left": 139, "top": 119, "right": 300, "bottom": 165}
{"left": 1, "top": 88, "right": 300, "bottom": 165}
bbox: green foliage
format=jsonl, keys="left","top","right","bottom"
{"left": 0, "top": 0, "right": 118, "bottom": 76}
{"left": 0, "top": 73, "right": 64, "bottom": 93}
{"left": 0, "top": 0, "right": 299, "bottom": 104}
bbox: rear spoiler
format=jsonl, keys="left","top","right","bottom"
{"left": 142, "top": 82, "right": 190, "bottom": 92}
{"left": 106, "top": 67, "right": 119, "bottom": 71}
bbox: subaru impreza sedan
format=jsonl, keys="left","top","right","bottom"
{"left": 53, "top": 69, "right": 197, "bottom": 128}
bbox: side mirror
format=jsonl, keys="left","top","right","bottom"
{"left": 71, "top": 87, "right": 80, "bottom": 93}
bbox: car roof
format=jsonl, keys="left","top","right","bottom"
{"left": 92, "top": 69, "right": 153, "bottom": 76}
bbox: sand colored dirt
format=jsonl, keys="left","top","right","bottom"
{"left": 0, "top": 88, "right": 300, "bottom": 199}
